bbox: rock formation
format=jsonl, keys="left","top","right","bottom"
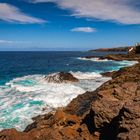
{"left": 44, "top": 72, "right": 79, "bottom": 83}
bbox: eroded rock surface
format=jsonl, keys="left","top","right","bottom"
{"left": 44, "top": 72, "right": 79, "bottom": 83}
{"left": 117, "top": 97, "right": 140, "bottom": 140}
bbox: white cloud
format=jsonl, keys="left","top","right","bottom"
{"left": 0, "top": 40, "right": 14, "bottom": 44}
{"left": 33, "top": 0, "right": 140, "bottom": 24}
{"left": 0, "top": 40, "right": 30, "bottom": 44}
{"left": 0, "top": 3, "right": 46, "bottom": 24}
{"left": 71, "top": 27, "right": 96, "bottom": 33}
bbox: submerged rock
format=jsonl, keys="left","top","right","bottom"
{"left": 44, "top": 72, "right": 79, "bottom": 83}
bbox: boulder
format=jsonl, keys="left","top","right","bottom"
{"left": 44, "top": 72, "right": 79, "bottom": 83}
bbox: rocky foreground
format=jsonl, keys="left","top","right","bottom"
{"left": 0, "top": 54, "right": 140, "bottom": 140}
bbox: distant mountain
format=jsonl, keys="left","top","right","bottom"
{"left": 89, "top": 46, "right": 131, "bottom": 52}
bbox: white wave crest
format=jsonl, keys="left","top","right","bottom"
{"left": 70, "top": 71, "right": 102, "bottom": 79}
{"left": 114, "top": 60, "right": 138, "bottom": 66}
{"left": 78, "top": 57, "right": 138, "bottom": 68}
{"left": 0, "top": 71, "right": 110, "bottom": 131}
{"left": 77, "top": 57, "right": 110, "bottom": 62}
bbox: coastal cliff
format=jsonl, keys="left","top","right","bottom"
{"left": 0, "top": 54, "right": 140, "bottom": 140}
{"left": 90, "top": 43, "right": 140, "bottom": 54}
{"left": 89, "top": 47, "right": 130, "bottom": 52}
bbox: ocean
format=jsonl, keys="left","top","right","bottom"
{"left": 0, "top": 51, "right": 138, "bottom": 131}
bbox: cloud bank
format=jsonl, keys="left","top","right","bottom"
{"left": 0, "top": 3, "right": 45, "bottom": 24}
{"left": 71, "top": 27, "right": 96, "bottom": 33}
{"left": 33, "top": 0, "right": 140, "bottom": 24}
{"left": 0, "top": 40, "right": 30, "bottom": 44}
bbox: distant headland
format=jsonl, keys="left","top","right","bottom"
{"left": 89, "top": 43, "right": 140, "bottom": 54}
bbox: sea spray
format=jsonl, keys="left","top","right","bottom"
{"left": 0, "top": 72, "right": 110, "bottom": 131}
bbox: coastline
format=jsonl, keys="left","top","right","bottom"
{"left": 0, "top": 53, "right": 140, "bottom": 140}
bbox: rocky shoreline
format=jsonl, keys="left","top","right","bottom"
{"left": 0, "top": 54, "right": 140, "bottom": 140}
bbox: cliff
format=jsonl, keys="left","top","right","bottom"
{"left": 0, "top": 54, "right": 140, "bottom": 140}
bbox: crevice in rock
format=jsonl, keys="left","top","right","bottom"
{"left": 99, "top": 116, "right": 119, "bottom": 140}
{"left": 99, "top": 107, "right": 129, "bottom": 140}
{"left": 82, "top": 109, "right": 96, "bottom": 134}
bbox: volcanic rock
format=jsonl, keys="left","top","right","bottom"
{"left": 44, "top": 72, "right": 79, "bottom": 83}
{"left": 117, "top": 97, "right": 140, "bottom": 140}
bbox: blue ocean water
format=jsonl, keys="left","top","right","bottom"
{"left": 0, "top": 51, "right": 129, "bottom": 85}
{"left": 0, "top": 51, "right": 137, "bottom": 131}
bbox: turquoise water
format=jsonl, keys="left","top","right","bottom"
{"left": 0, "top": 51, "right": 137, "bottom": 131}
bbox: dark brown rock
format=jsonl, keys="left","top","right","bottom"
{"left": 44, "top": 72, "right": 79, "bottom": 83}
{"left": 117, "top": 97, "right": 140, "bottom": 140}
{"left": 101, "top": 71, "right": 116, "bottom": 77}
{"left": 0, "top": 129, "right": 31, "bottom": 140}
{"left": 65, "top": 91, "right": 98, "bottom": 116}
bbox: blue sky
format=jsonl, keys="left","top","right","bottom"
{"left": 0, "top": 0, "right": 140, "bottom": 51}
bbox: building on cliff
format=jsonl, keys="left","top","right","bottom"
{"left": 128, "top": 43, "right": 140, "bottom": 55}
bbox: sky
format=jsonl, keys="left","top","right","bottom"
{"left": 0, "top": 0, "right": 140, "bottom": 51}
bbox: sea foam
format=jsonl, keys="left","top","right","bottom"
{"left": 78, "top": 57, "right": 110, "bottom": 62}
{"left": 0, "top": 71, "right": 110, "bottom": 131}
{"left": 78, "top": 57, "right": 138, "bottom": 68}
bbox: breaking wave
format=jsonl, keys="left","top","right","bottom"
{"left": 0, "top": 72, "right": 110, "bottom": 131}
{"left": 78, "top": 57, "right": 138, "bottom": 70}
{"left": 78, "top": 57, "right": 110, "bottom": 62}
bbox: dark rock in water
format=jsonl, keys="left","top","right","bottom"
{"left": 84, "top": 56, "right": 98, "bottom": 59}
{"left": 104, "top": 54, "right": 123, "bottom": 61}
{"left": 101, "top": 71, "right": 117, "bottom": 77}
{"left": 44, "top": 72, "right": 79, "bottom": 83}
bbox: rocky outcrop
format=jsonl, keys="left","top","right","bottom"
{"left": 64, "top": 91, "right": 98, "bottom": 116}
{"left": 0, "top": 110, "right": 99, "bottom": 140}
{"left": 117, "top": 97, "right": 140, "bottom": 140}
{"left": 83, "top": 53, "right": 140, "bottom": 62}
{"left": 105, "top": 54, "right": 140, "bottom": 61}
{"left": 92, "top": 61, "right": 140, "bottom": 140}
{"left": 44, "top": 72, "right": 78, "bottom": 83}
{"left": 0, "top": 54, "right": 140, "bottom": 140}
